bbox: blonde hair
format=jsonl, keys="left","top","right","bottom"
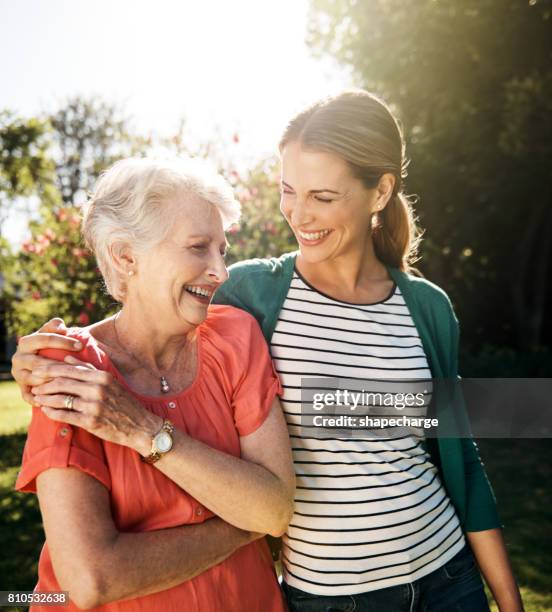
{"left": 82, "top": 157, "right": 241, "bottom": 301}
{"left": 280, "top": 90, "right": 421, "bottom": 271}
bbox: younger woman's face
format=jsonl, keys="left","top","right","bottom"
{"left": 280, "top": 141, "right": 382, "bottom": 265}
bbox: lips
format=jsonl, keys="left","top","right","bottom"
{"left": 183, "top": 284, "right": 216, "bottom": 305}
{"left": 296, "top": 228, "right": 333, "bottom": 246}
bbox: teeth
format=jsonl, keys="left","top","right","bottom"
{"left": 298, "top": 229, "right": 331, "bottom": 241}
{"left": 185, "top": 286, "right": 212, "bottom": 298}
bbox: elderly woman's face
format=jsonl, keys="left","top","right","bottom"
{"left": 131, "top": 194, "right": 228, "bottom": 330}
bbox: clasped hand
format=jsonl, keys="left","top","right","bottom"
{"left": 31, "top": 356, "right": 162, "bottom": 453}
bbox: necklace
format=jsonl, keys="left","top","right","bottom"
{"left": 111, "top": 313, "right": 186, "bottom": 394}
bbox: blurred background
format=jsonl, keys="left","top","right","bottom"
{"left": 0, "top": 0, "right": 551, "bottom": 610}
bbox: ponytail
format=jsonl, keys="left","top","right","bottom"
{"left": 372, "top": 192, "right": 421, "bottom": 272}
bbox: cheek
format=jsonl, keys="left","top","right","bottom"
{"left": 280, "top": 196, "right": 291, "bottom": 220}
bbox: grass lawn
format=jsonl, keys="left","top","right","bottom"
{"left": 0, "top": 381, "right": 551, "bottom": 610}
{"left": 0, "top": 381, "right": 32, "bottom": 435}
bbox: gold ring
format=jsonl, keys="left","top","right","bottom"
{"left": 64, "top": 395, "right": 75, "bottom": 410}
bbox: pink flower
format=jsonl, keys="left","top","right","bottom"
{"left": 229, "top": 169, "right": 241, "bottom": 185}
{"left": 232, "top": 133, "right": 240, "bottom": 144}
{"left": 51, "top": 258, "right": 59, "bottom": 267}
{"left": 36, "top": 235, "right": 51, "bottom": 247}
{"left": 44, "top": 228, "right": 56, "bottom": 241}
{"left": 31, "top": 291, "right": 41, "bottom": 300}
{"left": 22, "top": 241, "right": 36, "bottom": 253}
{"left": 227, "top": 224, "right": 240, "bottom": 234}
{"left": 78, "top": 312, "right": 90, "bottom": 326}
{"left": 69, "top": 215, "right": 80, "bottom": 229}
{"left": 84, "top": 300, "right": 94, "bottom": 312}
{"left": 56, "top": 209, "right": 68, "bottom": 222}
{"left": 239, "top": 188, "right": 252, "bottom": 202}
{"left": 72, "top": 247, "right": 88, "bottom": 258}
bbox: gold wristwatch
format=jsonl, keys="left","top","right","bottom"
{"left": 141, "top": 419, "right": 175, "bottom": 464}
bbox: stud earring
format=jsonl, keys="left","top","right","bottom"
{"left": 128, "top": 270, "right": 134, "bottom": 277}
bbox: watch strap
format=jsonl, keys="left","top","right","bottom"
{"left": 141, "top": 419, "right": 174, "bottom": 464}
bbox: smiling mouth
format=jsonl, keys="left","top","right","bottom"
{"left": 183, "top": 285, "right": 215, "bottom": 303}
{"left": 297, "top": 229, "right": 333, "bottom": 242}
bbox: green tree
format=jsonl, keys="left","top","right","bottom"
{"left": 0, "top": 112, "right": 53, "bottom": 235}
{"left": 2, "top": 98, "right": 142, "bottom": 337}
{"left": 308, "top": 0, "right": 552, "bottom": 350}
{"left": 50, "top": 97, "right": 143, "bottom": 205}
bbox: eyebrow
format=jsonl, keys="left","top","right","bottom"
{"left": 281, "top": 181, "right": 341, "bottom": 195}
{"left": 186, "top": 235, "right": 228, "bottom": 246}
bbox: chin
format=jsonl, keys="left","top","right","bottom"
{"left": 298, "top": 244, "right": 336, "bottom": 265}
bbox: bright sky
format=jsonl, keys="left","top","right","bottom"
{"left": 1, "top": 0, "right": 353, "bottom": 244}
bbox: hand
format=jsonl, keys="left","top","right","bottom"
{"left": 31, "top": 357, "right": 162, "bottom": 453}
{"left": 11, "top": 318, "right": 83, "bottom": 404}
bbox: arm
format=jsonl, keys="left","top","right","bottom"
{"left": 135, "top": 398, "right": 296, "bottom": 537}
{"left": 32, "top": 366, "right": 295, "bottom": 537}
{"left": 10, "top": 318, "right": 81, "bottom": 404}
{"left": 37, "top": 467, "right": 259, "bottom": 610}
{"left": 467, "top": 529, "right": 524, "bottom": 612}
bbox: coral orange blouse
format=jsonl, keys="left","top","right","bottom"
{"left": 16, "top": 305, "right": 286, "bottom": 612}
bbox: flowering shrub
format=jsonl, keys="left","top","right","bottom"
{"left": 4, "top": 204, "right": 117, "bottom": 338}
{"left": 225, "top": 158, "right": 296, "bottom": 265}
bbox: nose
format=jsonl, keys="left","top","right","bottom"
{"left": 208, "top": 250, "right": 229, "bottom": 284}
{"left": 287, "top": 196, "right": 313, "bottom": 228}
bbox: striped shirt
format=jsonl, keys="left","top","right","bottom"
{"left": 272, "top": 270, "right": 465, "bottom": 596}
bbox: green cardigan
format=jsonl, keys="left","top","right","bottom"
{"left": 213, "top": 250, "right": 501, "bottom": 532}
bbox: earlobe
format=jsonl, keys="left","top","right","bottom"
{"left": 109, "top": 241, "right": 137, "bottom": 277}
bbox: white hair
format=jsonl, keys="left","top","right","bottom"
{"left": 82, "top": 157, "right": 241, "bottom": 301}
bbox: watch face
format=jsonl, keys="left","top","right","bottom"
{"left": 155, "top": 431, "right": 173, "bottom": 453}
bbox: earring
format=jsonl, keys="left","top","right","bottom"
{"left": 128, "top": 270, "right": 134, "bottom": 277}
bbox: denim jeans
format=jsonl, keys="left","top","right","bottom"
{"left": 282, "top": 545, "right": 490, "bottom": 612}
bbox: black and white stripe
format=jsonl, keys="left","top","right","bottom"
{"left": 272, "top": 271, "right": 464, "bottom": 596}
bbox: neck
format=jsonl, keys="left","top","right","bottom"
{"left": 113, "top": 302, "right": 195, "bottom": 373}
{"left": 297, "top": 236, "right": 389, "bottom": 295}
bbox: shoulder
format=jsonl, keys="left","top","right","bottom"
{"left": 391, "top": 268, "right": 457, "bottom": 322}
{"left": 200, "top": 306, "right": 270, "bottom": 374}
{"left": 38, "top": 326, "right": 109, "bottom": 369}
{"left": 225, "top": 251, "right": 297, "bottom": 286}
{"left": 203, "top": 305, "right": 263, "bottom": 339}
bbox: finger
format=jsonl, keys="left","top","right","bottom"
{"left": 13, "top": 355, "right": 73, "bottom": 387}
{"left": 32, "top": 364, "right": 103, "bottom": 386}
{"left": 32, "top": 378, "right": 102, "bottom": 402}
{"left": 23, "top": 387, "right": 39, "bottom": 406}
{"left": 17, "top": 333, "right": 83, "bottom": 354}
{"left": 34, "top": 393, "right": 84, "bottom": 411}
{"left": 64, "top": 356, "right": 96, "bottom": 369}
{"left": 38, "top": 318, "right": 68, "bottom": 334}
{"left": 40, "top": 406, "right": 84, "bottom": 427}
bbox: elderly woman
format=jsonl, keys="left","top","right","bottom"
{"left": 14, "top": 157, "right": 295, "bottom": 611}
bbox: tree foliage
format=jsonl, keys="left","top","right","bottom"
{"left": 0, "top": 113, "right": 53, "bottom": 233}
{"left": 0, "top": 98, "right": 288, "bottom": 337}
{"left": 308, "top": 0, "right": 552, "bottom": 350}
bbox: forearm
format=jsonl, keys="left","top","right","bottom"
{"left": 94, "top": 518, "right": 256, "bottom": 606}
{"left": 466, "top": 529, "right": 523, "bottom": 611}
{"left": 136, "top": 427, "right": 292, "bottom": 536}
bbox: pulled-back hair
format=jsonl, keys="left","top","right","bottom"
{"left": 279, "top": 90, "right": 421, "bottom": 271}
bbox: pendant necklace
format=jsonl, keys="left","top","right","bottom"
{"left": 112, "top": 313, "right": 185, "bottom": 394}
